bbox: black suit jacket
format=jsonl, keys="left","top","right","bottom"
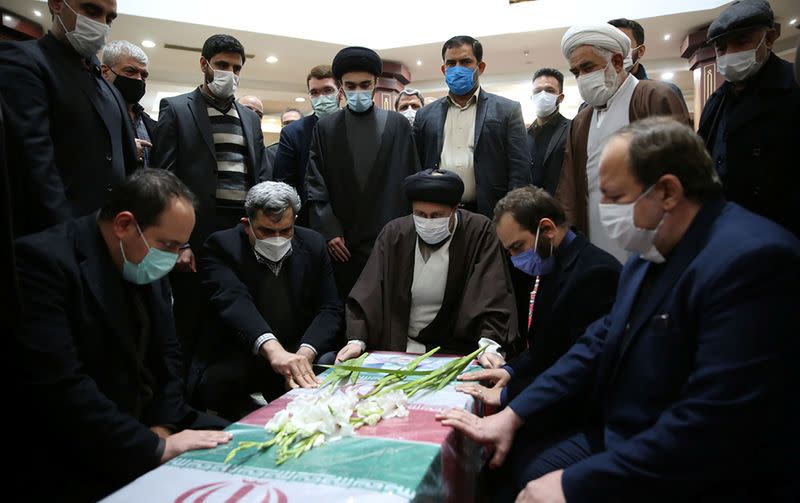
{"left": 141, "top": 108, "right": 157, "bottom": 138}
{"left": 274, "top": 113, "right": 319, "bottom": 204}
{"left": 12, "top": 215, "right": 226, "bottom": 501}
{"left": 413, "top": 90, "right": 532, "bottom": 217}
{"left": 698, "top": 52, "right": 800, "bottom": 237}
{"left": 508, "top": 200, "right": 800, "bottom": 501}
{"left": 264, "top": 142, "right": 278, "bottom": 180}
{"left": 0, "top": 33, "right": 138, "bottom": 237}
{"left": 506, "top": 232, "right": 620, "bottom": 400}
{"left": 151, "top": 88, "right": 268, "bottom": 248}
{"left": 527, "top": 113, "right": 570, "bottom": 196}
{"left": 189, "top": 224, "right": 343, "bottom": 390}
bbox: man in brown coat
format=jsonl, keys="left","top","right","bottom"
{"left": 336, "top": 169, "right": 518, "bottom": 367}
{"left": 555, "top": 24, "right": 690, "bottom": 263}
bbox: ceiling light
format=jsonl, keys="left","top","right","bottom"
{"left": 2, "top": 15, "right": 12, "bottom": 22}
{"left": 790, "top": 18, "right": 797, "bottom": 26}
{"left": 33, "top": 9, "right": 42, "bottom": 17}
{"left": 663, "top": 33, "right": 672, "bottom": 41}
{"left": 141, "top": 40, "right": 156, "bottom": 48}
{"left": 661, "top": 72, "right": 675, "bottom": 80}
{"left": 265, "top": 55, "right": 279, "bottom": 64}
{"left": 416, "top": 59, "right": 422, "bottom": 66}
{"left": 294, "top": 97, "right": 306, "bottom": 102}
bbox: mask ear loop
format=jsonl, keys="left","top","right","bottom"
{"left": 135, "top": 222, "right": 153, "bottom": 250}
{"left": 533, "top": 223, "right": 541, "bottom": 254}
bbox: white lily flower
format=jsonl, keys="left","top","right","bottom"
{"left": 364, "top": 413, "right": 381, "bottom": 426}
{"left": 265, "top": 409, "right": 290, "bottom": 432}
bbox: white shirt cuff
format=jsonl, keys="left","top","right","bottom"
{"left": 299, "top": 343, "right": 318, "bottom": 355}
{"left": 253, "top": 333, "right": 277, "bottom": 355}
{"left": 478, "top": 337, "right": 502, "bottom": 356}
{"left": 348, "top": 339, "right": 367, "bottom": 352}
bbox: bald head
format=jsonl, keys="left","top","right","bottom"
{"left": 238, "top": 95, "right": 264, "bottom": 119}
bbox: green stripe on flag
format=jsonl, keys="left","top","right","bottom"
{"left": 176, "top": 427, "right": 442, "bottom": 495}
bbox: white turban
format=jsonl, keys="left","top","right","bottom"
{"left": 561, "top": 24, "right": 632, "bottom": 63}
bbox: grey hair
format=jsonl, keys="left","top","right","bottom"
{"left": 395, "top": 88, "right": 424, "bottom": 109}
{"left": 245, "top": 181, "right": 301, "bottom": 221}
{"left": 102, "top": 40, "right": 149, "bottom": 68}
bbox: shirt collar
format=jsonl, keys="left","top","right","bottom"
{"left": 131, "top": 102, "right": 144, "bottom": 118}
{"left": 447, "top": 86, "right": 480, "bottom": 111}
{"left": 199, "top": 85, "right": 234, "bottom": 112}
{"left": 533, "top": 109, "right": 560, "bottom": 129}
{"left": 632, "top": 63, "right": 648, "bottom": 81}
{"left": 253, "top": 248, "right": 292, "bottom": 276}
{"left": 598, "top": 73, "right": 638, "bottom": 111}
{"left": 557, "top": 229, "right": 576, "bottom": 253}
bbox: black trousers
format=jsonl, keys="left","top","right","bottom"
{"left": 190, "top": 348, "right": 336, "bottom": 422}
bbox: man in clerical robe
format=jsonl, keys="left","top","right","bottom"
{"left": 555, "top": 24, "right": 690, "bottom": 264}
{"left": 336, "top": 169, "right": 518, "bottom": 368}
{"left": 306, "top": 46, "right": 420, "bottom": 299}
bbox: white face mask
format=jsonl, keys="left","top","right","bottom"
{"left": 577, "top": 60, "right": 619, "bottom": 108}
{"left": 254, "top": 236, "right": 292, "bottom": 262}
{"left": 413, "top": 213, "right": 453, "bottom": 245}
{"left": 532, "top": 91, "right": 558, "bottom": 118}
{"left": 207, "top": 69, "right": 239, "bottom": 99}
{"left": 57, "top": 1, "right": 109, "bottom": 59}
{"left": 400, "top": 108, "right": 417, "bottom": 125}
{"left": 716, "top": 34, "right": 767, "bottom": 83}
{"left": 598, "top": 185, "right": 666, "bottom": 263}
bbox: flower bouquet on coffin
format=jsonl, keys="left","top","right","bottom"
{"left": 224, "top": 345, "right": 488, "bottom": 466}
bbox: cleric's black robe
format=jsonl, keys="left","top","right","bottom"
{"left": 346, "top": 209, "right": 519, "bottom": 355}
{"left": 306, "top": 105, "right": 420, "bottom": 298}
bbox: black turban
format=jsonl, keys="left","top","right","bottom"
{"left": 403, "top": 169, "right": 464, "bottom": 206}
{"left": 332, "top": 46, "right": 383, "bottom": 80}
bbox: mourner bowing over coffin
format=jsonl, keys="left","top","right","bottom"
{"left": 305, "top": 46, "right": 420, "bottom": 299}
{"left": 337, "top": 169, "right": 518, "bottom": 368}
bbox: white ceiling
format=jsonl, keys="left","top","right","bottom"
{"left": 72, "top": 0, "right": 733, "bottom": 49}
{"left": 5, "top": 0, "right": 799, "bottom": 125}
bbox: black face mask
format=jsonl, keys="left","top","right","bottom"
{"left": 111, "top": 70, "right": 146, "bottom": 104}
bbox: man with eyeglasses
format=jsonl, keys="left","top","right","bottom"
{"left": 306, "top": 47, "right": 420, "bottom": 299}
{"left": 239, "top": 95, "right": 264, "bottom": 120}
{"left": 698, "top": 0, "right": 800, "bottom": 237}
{"left": 274, "top": 65, "right": 341, "bottom": 225}
{"left": 280, "top": 107, "right": 303, "bottom": 127}
{"left": 12, "top": 169, "right": 231, "bottom": 501}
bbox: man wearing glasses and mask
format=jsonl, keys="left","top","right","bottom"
{"left": 274, "top": 64, "right": 341, "bottom": 225}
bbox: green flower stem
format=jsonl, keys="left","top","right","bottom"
{"left": 361, "top": 346, "right": 441, "bottom": 399}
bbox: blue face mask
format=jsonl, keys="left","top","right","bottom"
{"left": 345, "top": 90, "right": 374, "bottom": 113}
{"left": 120, "top": 224, "right": 179, "bottom": 285}
{"left": 510, "top": 222, "right": 555, "bottom": 277}
{"left": 311, "top": 93, "right": 339, "bottom": 118}
{"left": 445, "top": 66, "right": 477, "bottom": 96}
